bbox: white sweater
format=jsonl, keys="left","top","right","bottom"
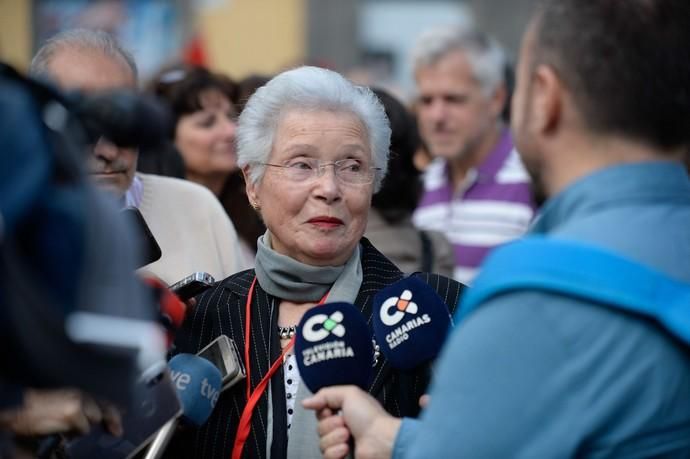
{"left": 136, "top": 173, "right": 250, "bottom": 285}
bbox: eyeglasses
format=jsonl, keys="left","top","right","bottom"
{"left": 260, "top": 158, "right": 381, "bottom": 185}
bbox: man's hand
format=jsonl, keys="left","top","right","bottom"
{"left": 303, "top": 385, "right": 402, "bottom": 459}
{"left": 0, "top": 388, "right": 122, "bottom": 437}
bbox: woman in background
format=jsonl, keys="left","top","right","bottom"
{"left": 149, "top": 66, "right": 265, "bottom": 257}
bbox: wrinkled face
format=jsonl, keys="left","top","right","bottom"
{"left": 415, "top": 49, "right": 502, "bottom": 162}
{"left": 510, "top": 22, "right": 547, "bottom": 204}
{"left": 175, "top": 89, "right": 238, "bottom": 179}
{"left": 47, "top": 47, "right": 138, "bottom": 198}
{"left": 246, "top": 110, "right": 374, "bottom": 266}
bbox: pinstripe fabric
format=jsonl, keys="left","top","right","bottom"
{"left": 169, "top": 238, "right": 466, "bottom": 459}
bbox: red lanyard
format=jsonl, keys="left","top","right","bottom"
{"left": 232, "top": 277, "right": 328, "bottom": 459}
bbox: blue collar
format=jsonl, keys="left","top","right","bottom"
{"left": 530, "top": 161, "right": 690, "bottom": 235}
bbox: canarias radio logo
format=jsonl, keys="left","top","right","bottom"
{"left": 302, "top": 311, "right": 346, "bottom": 343}
{"left": 379, "top": 290, "right": 418, "bottom": 326}
{"left": 379, "top": 290, "right": 431, "bottom": 349}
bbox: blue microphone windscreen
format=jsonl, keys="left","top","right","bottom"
{"left": 295, "top": 302, "right": 372, "bottom": 393}
{"left": 168, "top": 353, "right": 222, "bottom": 426}
{"left": 372, "top": 276, "right": 452, "bottom": 370}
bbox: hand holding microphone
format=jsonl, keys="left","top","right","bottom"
{"left": 296, "top": 303, "right": 385, "bottom": 459}
{"left": 303, "top": 279, "right": 454, "bottom": 459}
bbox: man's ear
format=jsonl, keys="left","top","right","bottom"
{"left": 530, "top": 64, "right": 563, "bottom": 135}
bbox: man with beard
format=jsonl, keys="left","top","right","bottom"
{"left": 304, "top": 0, "right": 690, "bottom": 457}
{"left": 30, "top": 28, "right": 249, "bottom": 285}
{"left": 411, "top": 26, "right": 536, "bottom": 284}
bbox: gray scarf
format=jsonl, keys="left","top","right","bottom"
{"left": 254, "top": 232, "right": 362, "bottom": 303}
{"left": 255, "top": 231, "right": 363, "bottom": 459}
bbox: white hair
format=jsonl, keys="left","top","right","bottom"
{"left": 411, "top": 25, "right": 506, "bottom": 95}
{"left": 236, "top": 66, "right": 391, "bottom": 192}
{"left": 29, "top": 28, "right": 137, "bottom": 81}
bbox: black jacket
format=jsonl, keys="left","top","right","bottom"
{"left": 171, "top": 238, "right": 465, "bottom": 459}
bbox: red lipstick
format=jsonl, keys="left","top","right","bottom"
{"left": 308, "top": 216, "right": 343, "bottom": 228}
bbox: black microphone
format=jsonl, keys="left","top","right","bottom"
{"left": 294, "top": 302, "right": 373, "bottom": 393}
{"left": 372, "top": 276, "right": 452, "bottom": 416}
{"left": 121, "top": 207, "right": 162, "bottom": 268}
{"left": 71, "top": 89, "right": 172, "bottom": 149}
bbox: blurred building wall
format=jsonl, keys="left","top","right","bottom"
{"left": 199, "top": 0, "right": 307, "bottom": 80}
{"left": 0, "top": 0, "right": 539, "bottom": 88}
{"left": 357, "top": 1, "right": 473, "bottom": 99}
{"left": 306, "top": 0, "right": 359, "bottom": 72}
{"left": 466, "top": 0, "right": 538, "bottom": 60}
{"left": 0, "top": 0, "right": 32, "bottom": 71}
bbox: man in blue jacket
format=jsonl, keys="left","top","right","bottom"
{"left": 304, "top": 0, "right": 690, "bottom": 457}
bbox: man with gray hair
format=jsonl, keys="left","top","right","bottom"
{"left": 30, "top": 28, "right": 249, "bottom": 285}
{"left": 411, "top": 26, "right": 535, "bottom": 283}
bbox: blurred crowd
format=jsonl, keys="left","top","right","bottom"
{"left": 2, "top": 0, "right": 690, "bottom": 458}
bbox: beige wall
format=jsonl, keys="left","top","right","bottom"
{"left": 200, "top": 0, "right": 307, "bottom": 79}
{"left": 0, "top": 0, "right": 32, "bottom": 71}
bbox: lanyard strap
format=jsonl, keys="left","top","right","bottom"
{"left": 232, "top": 277, "right": 327, "bottom": 459}
{"left": 233, "top": 338, "right": 293, "bottom": 459}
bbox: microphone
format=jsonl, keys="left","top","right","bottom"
{"left": 372, "top": 276, "right": 452, "bottom": 369}
{"left": 294, "top": 302, "right": 373, "bottom": 393}
{"left": 372, "top": 276, "right": 452, "bottom": 415}
{"left": 121, "top": 207, "right": 162, "bottom": 268}
{"left": 141, "top": 276, "right": 187, "bottom": 348}
{"left": 144, "top": 354, "right": 222, "bottom": 459}
{"left": 72, "top": 90, "right": 172, "bottom": 149}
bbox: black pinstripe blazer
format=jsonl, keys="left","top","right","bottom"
{"left": 169, "top": 238, "right": 465, "bottom": 459}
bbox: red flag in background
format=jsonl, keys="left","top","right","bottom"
{"left": 183, "top": 33, "right": 208, "bottom": 66}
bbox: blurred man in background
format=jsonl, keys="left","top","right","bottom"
{"left": 30, "top": 28, "right": 249, "bottom": 285}
{"left": 306, "top": 0, "right": 690, "bottom": 457}
{"left": 411, "top": 25, "right": 535, "bottom": 284}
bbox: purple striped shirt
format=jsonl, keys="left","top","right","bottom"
{"left": 413, "top": 129, "right": 535, "bottom": 284}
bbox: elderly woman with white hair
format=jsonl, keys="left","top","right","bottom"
{"left": 171, "top": 66, "right": 465, "bottom": 459}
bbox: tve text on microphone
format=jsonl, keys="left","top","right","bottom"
{"left": 171, "top": 368, "right": 220, "bottom": 406}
